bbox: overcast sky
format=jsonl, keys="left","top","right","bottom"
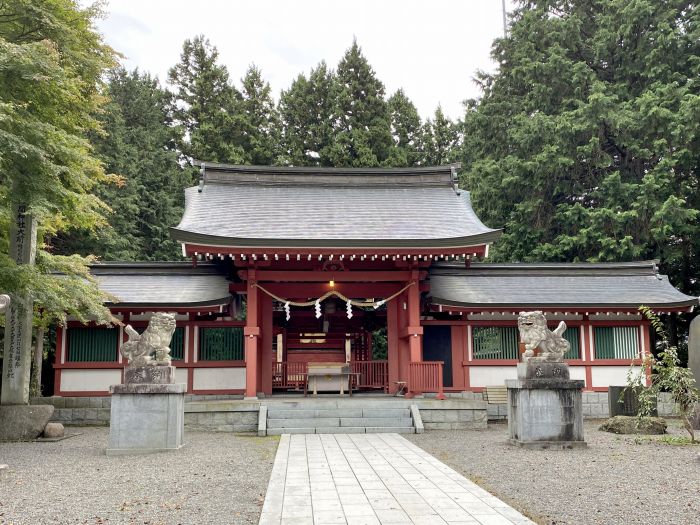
{"left": 94, "top": 0, "right": 517, "bottom": 120}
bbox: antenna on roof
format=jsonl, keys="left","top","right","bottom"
{"left": 198, "top": 162, "right": 206, "bottom": 193}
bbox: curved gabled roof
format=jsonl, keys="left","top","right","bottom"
{"left": 429, "top": 261, "right": 697, "bottom": 310}
{"left": 170, "top": 163, "right": 501, "bottom": 250}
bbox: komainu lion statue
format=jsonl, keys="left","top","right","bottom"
{"left": 517, "top": 311, "right": 570, "bottom": 362}
{"left": 120, "top": 312, "right": 177, "bottom": 367}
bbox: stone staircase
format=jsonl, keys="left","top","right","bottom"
{"left": 262, "top": 399, "right": 421, "bottom": 435}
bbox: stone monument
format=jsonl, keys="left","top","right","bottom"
{"left": 1, "top": 206, "right": 37, "bottom": 405}
{"left": 107, "top": 312, "right": 186, "bottom": 455}
{"left": 688, "top": 315, "right": 700, "bottom": 430}
{"left": 506, "top": 311, "right": 586, "bottom": 449}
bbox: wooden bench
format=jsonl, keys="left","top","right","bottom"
{"left": 483, "top": 385, "right": 508, "bottom": 404}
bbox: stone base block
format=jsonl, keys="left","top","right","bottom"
{"left": 0, "top": 405, "right": 54, "bottom": 441}
{"left": 507, "top": 379, "right": 586, "bottom": 447}
{"left": 508, "top": 439, "right": 587, "bottom": 449}
{"left": 107, "top": 383, "right": 185, "bottom": 455}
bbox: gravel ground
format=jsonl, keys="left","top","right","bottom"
{"left": 408, "top": 420, "right": 700, "bottom": 525}
{"left": 0, "top": 428, "right": 278, "bottom": 525}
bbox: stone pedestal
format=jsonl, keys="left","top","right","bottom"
{"left": 507, "top": 362, "right": 587, "bottom": 449}
{"left": 106, "top": 366, "right": 185, "bottom": 455}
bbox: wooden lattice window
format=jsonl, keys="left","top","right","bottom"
{"left": 594, "top": 326, "right": 640, "bottom": 359}
{"left": 562, "top": 327, "right": 580, "bottom": 359}
{"left": 67, "top": 327, "right": 118, "bottom": 362}
{"left": 472, "top": 327, "right": 519, "bottom": 360}
{"left": 199, "top": 327, "right": 244, "bottom": 361}
{"left": 170, "top": 327, "right": 185, "bottom": 361}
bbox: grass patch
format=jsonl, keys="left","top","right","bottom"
{"left": 633, "top": 434, "right": 699, "bottom": 446}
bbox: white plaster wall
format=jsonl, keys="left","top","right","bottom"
{"left": 591, "top": 366, "right": 641, "bottom": 387}
{"left": 469, "top": 366, "right": 517, "bottom": 387}
{"left": 193, "top": 367, "right": 245, "bottom": 390}
{"left": 175, "top": 368, "right": 188, "bottom": 386}
{"left": 568, "top": 366, "right": 586, "bottom": 382}
{"left": 61, "top": 369, "right": 121, "bottom": 392}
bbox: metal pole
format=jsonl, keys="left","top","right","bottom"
{"left": 502, "top": 0, "right": 507, "bottom": 37}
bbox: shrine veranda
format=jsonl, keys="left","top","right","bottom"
{"left": 51, "top": 164, "right": 697, "bottom": 399}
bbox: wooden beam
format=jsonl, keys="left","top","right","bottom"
{"left": 260, "top": 283, "right": 405, "bottom": 298}
{"left": 238, "top": 270, "right": 422, "bottom": 282}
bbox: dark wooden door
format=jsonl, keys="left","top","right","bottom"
{"left": 422, "top": 326, "right": 453, "bottom": 387}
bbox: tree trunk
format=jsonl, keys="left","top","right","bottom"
{"left": 31, "top": 327, "right": 44, "bottom": 398}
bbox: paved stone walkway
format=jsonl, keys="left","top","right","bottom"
{"left": 259, "top": 433, "right": 535, "bottom": 525}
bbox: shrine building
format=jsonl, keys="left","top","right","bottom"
{"left": 52, "top": 163, "right": 697, "bottom": 397}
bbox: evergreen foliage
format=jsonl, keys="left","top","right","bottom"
{"left": 328, "top": 40, "right": 393, "bottom": 167}
{"left": 168, "top": 35, "right": 244, "bottom": 163}
{"left": 386, "top": 89, "right": 423, "bottom": 167}
{"left": 54, "top": 68, "right": 189, "bottom": 261}
{"left": 279, "top": 62, "right": 337, "bottom": 166}
{"left": 423, "top": 105, "right": 461, "bottom": 166}
{"left": 239, "top": 65, "right": 280, "bottom": 165}
{"left": 460, "top": 0, "right": 699, "bottom": 305}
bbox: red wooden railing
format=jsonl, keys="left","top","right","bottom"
{"left": 408, "top": 361, "right": 445, "bottom": 399}
{"left": 272, "top": 362, "right": 308, "bottom": 389}
{"left": 350, "top": 360, "right": 389, "bottom": 392}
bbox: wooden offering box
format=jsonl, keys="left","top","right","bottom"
{"left": 306, "top": 362, "right": 352, "bottom": 396}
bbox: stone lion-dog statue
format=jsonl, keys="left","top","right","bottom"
{"left": 120, "top": 312, "right": 177, "bottom": 367}
{"left": 517, "top": 311, "right": 570, "bottom": 362}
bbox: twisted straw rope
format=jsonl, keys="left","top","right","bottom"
{"left": 252, "top": 281, "right": 415, "bottom": 309}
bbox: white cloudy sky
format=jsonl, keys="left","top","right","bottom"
{"left": 93, "top": 0, "right": 517, "bottom": 120}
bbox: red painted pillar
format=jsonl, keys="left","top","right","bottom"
{"left": 244, "top": 270, "right": 260, "bottom": 398}
{"left": 451, "top": 325, "right": 466, "bottom": 390}
{"left": 387, "top": 299, "right": 400, "bottom": 389}
{"left": 406, "top": 276, "right": 422, "bottom": 363}
{"left": 397, "top": 291, "right": 410, "bottom": 383}
{"left": 260, "top": 294, "right": 273, "bottom": 395}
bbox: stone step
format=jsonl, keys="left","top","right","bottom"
{"left": 266, "top": 407, "right": 411, "bottom": 419}
{"left": 268, "top": 417, "right": 341, "bottom": 428}
{"left": 267, "top": 416, "right": 414, "bottom": 429}
{"left": 360, "top": 409, "right": 411, "bottom": 418}
{"left": 266, "top": 408, "right": 364, "bottom": 419}
{"left": 266, "top": 427, "right": 415, "bottom": 435}
{"left": 340, "top": 417, "right": 413, "bottom": 427}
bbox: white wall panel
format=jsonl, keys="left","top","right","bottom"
{"left": 193, "top": 367, "right": 245, "bottom": 390}
{"left": 469, "top": 366, "right": 517, "bottom": 387}
{"left": 61, "top": 369, "right": 121, "bottom": 392}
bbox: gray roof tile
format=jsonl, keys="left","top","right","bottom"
{"left": 429, "top": 261, "right": 697, "bottom": 309}
{"left": 171, "top": 164, "right": 500, "bottom": 248}
{"left": 90, "top": 263, "right": 231, "bottom": 307}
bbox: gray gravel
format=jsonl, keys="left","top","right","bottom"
{"left": 407, "top": 420, "right": 700, "bottom": 525}
{"left": 0, "top": 428, "right": 278, "bottom": 525}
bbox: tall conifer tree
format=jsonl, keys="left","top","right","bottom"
{"left": 423, "top": 106, "right": 460, "bottom": 165}
{"left": 329, "top": 40, "right": 392, "bottom": 167}
{"left": 168, "top": 35, "right": 244, "bottom": 163}
{"left": 279, "top": 62, "right": 336, "bottom": 166}
{"left": 239, "top": 65, "right": 280, "bottom": 165}
{"left": 386, "top": 89, "right": 423, "bottom": 166}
